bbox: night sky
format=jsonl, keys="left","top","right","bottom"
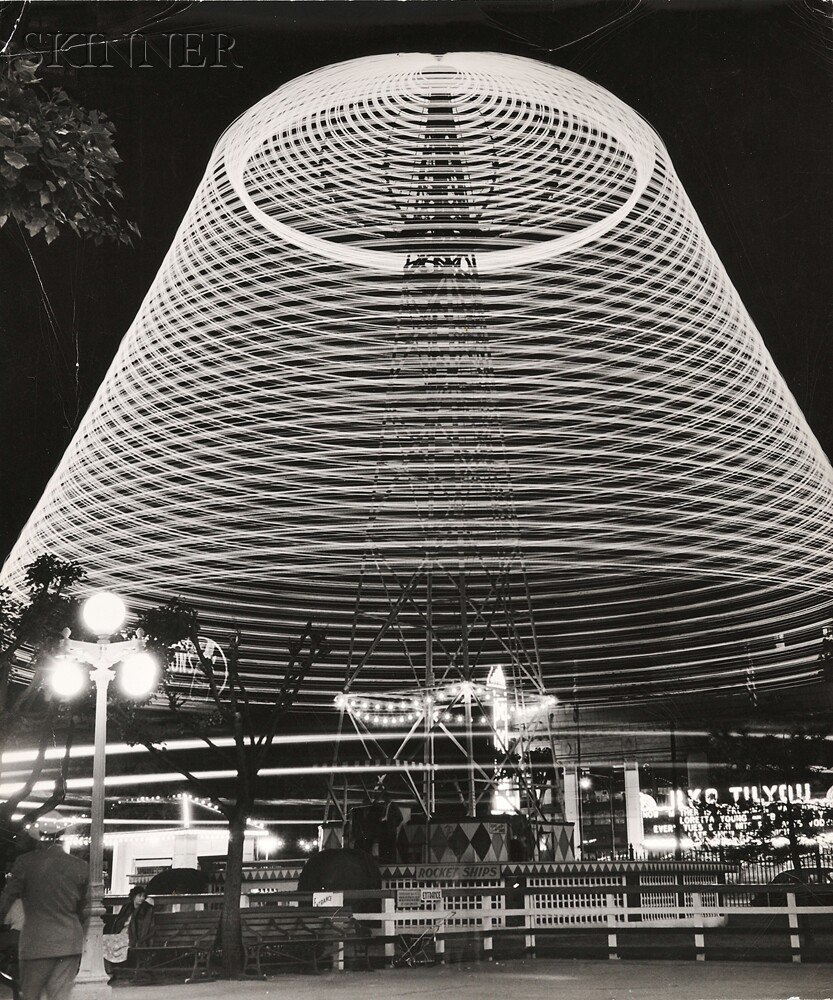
{"left": 2, "top": 0, "right": 832, "bottom": 561}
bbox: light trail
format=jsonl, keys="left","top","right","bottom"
{"left": 1, "top": 725, "right": 804, "bottom": 768}
{"left": 1, "top": 52, "right": 830, "bottom": 708}
{"left": 0, "top": 761, "right": 485, "bottom": 798}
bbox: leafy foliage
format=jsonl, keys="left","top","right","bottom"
{"left": 0, "top": 553, "right": 85, "bottom": 678}
{"left": 0, "top": 555, "right": 86, "bottom": 869}
{"left": 0, "top": 57, "right": 138, "bottom": 245}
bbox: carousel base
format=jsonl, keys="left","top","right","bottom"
{"left": 230, "top": 855, "right": 736, "bottom": 898}
{"left": 400, "top": 819, "right": 575, "bottom": 864}
{"left": 321, "top": 818, "right": 575, "bottom": 864}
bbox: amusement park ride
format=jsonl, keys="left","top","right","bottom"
{"left": 3, "top": 53, "right": 833, "bottom": 875}
{"left": 321, "top": 78, "right": 569, "bottom": 864}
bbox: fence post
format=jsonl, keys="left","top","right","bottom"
{"left": 523, "top": 887, "right": 536, "bottom": 958}
{"left": 383, "top": 896, "right": 396, "bottom": 967}
{"left": 605, "top": 893, "right": 618, "bottom": 960}
{"left": 787, "top": 891, "right": 801, "bottom": 964}
{"left": 435, "top": 913, "right": 446, "bottom": 965}
{"left": 482, "top": 895, "right": 493, "bottom": 961}
{"left": 691, "top": 892, "right": 705, "bottom": 962}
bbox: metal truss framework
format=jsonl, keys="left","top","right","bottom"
{"left": 323, "top": 559, "right": 560, "bottom": 829}
{"left": 2, "top": 52, "right": 832, "bottom": 709}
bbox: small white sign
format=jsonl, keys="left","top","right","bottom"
{"left": 420, "top": 888, "right": 443, "bottom": 903}
{"left": 312, "top": 891, "right": 343, "bottom": 908}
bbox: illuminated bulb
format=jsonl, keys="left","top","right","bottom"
{"left": 260, "top": 834, "right": 282, "bottom": 856}
{"left": 82, "top": 592, "right": 127, "bottom": 637}
{"left": 118, "top": 650, "right": 159, "bottom": 699}
{"left": 49, "top": 657, "right": 86, "bottom": 699}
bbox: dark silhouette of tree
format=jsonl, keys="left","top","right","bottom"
{"left": 0, "top": 53, "right": 139, "bottom": 432}
{"left": 0, "top": 554, "right": 85, "bottom": 872}
{"left": 115, "top": 598, "right": 328, "bottom": 978}
{"left": 0, "top": 56, "right": 137, "bottom": 246}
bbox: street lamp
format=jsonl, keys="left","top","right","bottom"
{"left": 48, "top": 591, "right": 159, "bottom": 999}
{"left": 579, "top": 772, "right": 618, "bottom": 860}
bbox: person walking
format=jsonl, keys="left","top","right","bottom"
{"left": 0, "top": 830, "right": 90, "bottom": 1000}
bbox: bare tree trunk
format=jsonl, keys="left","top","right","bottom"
{"left": 220, "top": 807, "right": 248, "bottom": 977}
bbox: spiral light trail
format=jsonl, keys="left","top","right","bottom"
{"left": 3, "top": 52, "right": 832, "bottom": 707}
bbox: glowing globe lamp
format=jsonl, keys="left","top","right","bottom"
{"left": 82, "top": 592, "right": 127, "bottom": 637}
{"left": 118, "top": 650, "right": 159, "bottom": 699}
{"left": 259, "top": 834, "right": 283, "bottom": 858}
{"left": 49, "top": 657, "right": 87, "bottom": 699}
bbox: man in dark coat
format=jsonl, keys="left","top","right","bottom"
{"left": 0, "top": 832, "right": 90, "bottom": 1000}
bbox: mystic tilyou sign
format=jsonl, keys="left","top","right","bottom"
{"left": 3, "top": 52, "right": 832, "bottom": 706}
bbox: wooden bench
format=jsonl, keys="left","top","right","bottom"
{"left": 129, "top": 910, "right": 220, "bottom": 982}
{"left": 240, "top": 907, "right": 372, "bottom": 975}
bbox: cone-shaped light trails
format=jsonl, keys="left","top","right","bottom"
{"left": 3, "top": 53, "right": 833, "bottom": 707}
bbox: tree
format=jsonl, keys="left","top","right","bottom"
{"left": 116, "top": 599, "right": 329, "bottom": 978}
{"left": 0, "top": 56, "right": 137, "bottom": 246}
{"left": 0, "top": 53, "right": 139, "bottom": 434}
{"left": 0, "top": 555, "right": 85, "bottom": 871}
{"left": 708, "top": 726, "right": 833, "bottom": 871}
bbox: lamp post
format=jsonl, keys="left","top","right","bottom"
{"left": 579, "top": 773, "right": 594, "bottom": 859}
{"left": 580, "top": 772, "right": 618, "bottom": 860}
{"left": 48, "top": 592, "right": 159, "bottom": 1000}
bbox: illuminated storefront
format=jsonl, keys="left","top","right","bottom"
{"left": 640, "top": 779, "right": 833, "bottom": 854}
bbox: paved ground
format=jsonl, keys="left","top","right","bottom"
{"left": 108, "top": 959, "right": 832, "bottom": 1000}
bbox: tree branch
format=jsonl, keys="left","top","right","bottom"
{"left": 21, "top": 721, "right": 75, "bottom": 825}
{"left": 255, "top": 623, "right": 319, "bottom": 770}
{"left": 189, "top": 624, "right": 228, "bottom": 720}
{"left": 133, "top": 738, "right": 232, "bottom": 818}
{"left": 0, "top": 720, "right": 52, "bottom": 816}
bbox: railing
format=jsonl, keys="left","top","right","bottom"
{"left": 105, "top": 882, "right": 833, "bottom": 966}
{"left": 585, "top": 846, "right": 833, "bottom": 884}
{"left": 127, "top": 866, "right": 172, "bottom": 884}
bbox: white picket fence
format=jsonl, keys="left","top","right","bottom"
{"left": 135, "top": 883, "right": 833, "bottom": 966}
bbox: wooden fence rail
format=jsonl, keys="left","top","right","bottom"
{"left": 105, "top": 884, "right": 833, "bottom": 967}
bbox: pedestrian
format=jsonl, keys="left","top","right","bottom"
{"left": 0, "top": 828, "right": 90, "bottom": 1000}
{"left": 103, "top": 885, "right": 154, "bottom": 980}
